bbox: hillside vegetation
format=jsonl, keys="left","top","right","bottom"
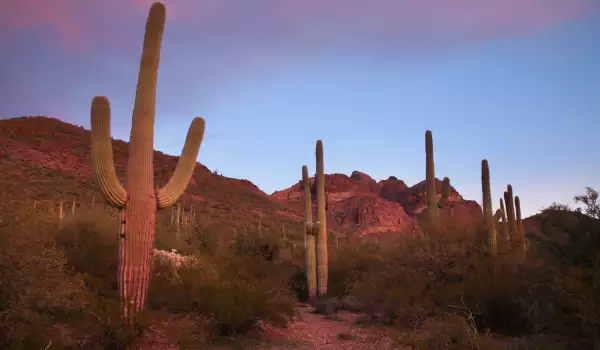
{"left": 1, "top": 176, "right": 598, "bottom": 348}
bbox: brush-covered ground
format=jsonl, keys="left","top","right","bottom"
{"left": 1, "top": 186, "right": 599, "bottom": 349}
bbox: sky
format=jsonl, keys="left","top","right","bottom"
{"left": 1, "top": 0, "right": 599, "bottom": 218}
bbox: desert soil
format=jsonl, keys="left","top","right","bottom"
{"left": 257, "top": 303, "right": 401, "bottom": 350}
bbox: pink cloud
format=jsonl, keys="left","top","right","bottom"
{"left": 0, "top": 0, "right": 597, "bottom": 52}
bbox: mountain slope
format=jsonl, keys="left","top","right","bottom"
{"left": 1, "top": 116, "right": 489, "bottom": 239}
{"left": 0, "top": 116, "right": 303, "bottom": 239}
{"left": 272, "top": 170, "right": 482, "bottom": 237}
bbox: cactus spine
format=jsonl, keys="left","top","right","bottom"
{"left": 90, "top": 2, "right": 205, "bottom": 323}
{"left": 315, "top": 140, "right": 328, "bottom": 296}
{"left": 302, "top": 165, "right": 317, "bottom": 299}
{"left": 481, "top": 160, "right": 497, "bottom": 256}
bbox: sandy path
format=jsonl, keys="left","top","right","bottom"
{"left": 259, "top": 304, "right": 402, "bottom": 350}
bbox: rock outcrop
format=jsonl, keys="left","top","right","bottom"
{"left": 273, "top": 170, "right": 482, "bottom": 236}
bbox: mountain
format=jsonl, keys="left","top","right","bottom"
{"left": 0, "top": 116, "right": 304, "bottom": 240}
{"left": 272, "top": 169, "right": 482, "bottom": 237}
{"left": 1, "top": 116, "right": 484, "bottom": 239}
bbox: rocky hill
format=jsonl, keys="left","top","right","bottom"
{"left": 1, "top": 116, "right": 486, "bottom": 239}
{"left": 272, "top": 169, "right": 482, "bottom": 237}
{"left": 0, "top": 116, "right": 304, "bottom": 239}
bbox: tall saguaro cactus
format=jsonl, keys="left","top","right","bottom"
{"left": 315, "top": 140, "right": 328, "bottom": 296}
{"left": 481, "top": 160, "right": 498, "bottom": 256}
{"left": 90, "top": 2, "right": 205, "bottom": 323}
{"left": 504, "top": 185, "right": 518, "bottom": 249}
{"left": 425, "top": 131, "right": 438, "bottom": 224}
{"left": 302, "top": 165, "right": 318, "bottom": 300}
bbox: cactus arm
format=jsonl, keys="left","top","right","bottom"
{"left": 156, "top": 117, "right": 206, "bottom": 208}
{"left": 90, "top": 96, "right": 128, "bottom": 207}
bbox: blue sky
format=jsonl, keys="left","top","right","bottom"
{"left": 1, "top": 0, "right": 599, "bottom": 217}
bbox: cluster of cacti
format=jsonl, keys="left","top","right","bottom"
{"left": 425, "top": 130, "right": 451, "bottom": 226}
{"left": 169, "top": 203, "right": 195, "bottom": 233}
{"left": 504, "top": 185, "right": 526, "bottom": 255}
{"left": 302, "top": 140, "right": 328, "bottom": 299}
{"left": 480, "top": 160, "right": 526, "bottom": 257}
{"left": 424, "top": 131, "right": 526, "bottom": 258}
{"left": 90, "top": 2, "right": 205, "bottom": 324}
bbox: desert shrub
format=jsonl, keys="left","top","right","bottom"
{"left": 148, "top": 229, "right": 297, "bottom": 340}
{"left": 0, "top": 212, "right": 94, "bottom": 348}
{"left": 340, "top": 200, "right": 600, "bottom": 347}
{"left": 54, "top": 210, "right": 120, "bottom": 299}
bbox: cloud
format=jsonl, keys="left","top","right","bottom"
{"left": 1, "top": 0, "right": 598, "bottom": 52}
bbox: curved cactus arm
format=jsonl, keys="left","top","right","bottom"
{"left": 90, "top": 96, "right": 128, "bottom": 207}
{"left": 157, "top": 117, "right": 205, "bottom": 208}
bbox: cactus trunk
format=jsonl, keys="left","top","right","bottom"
{"left": 315, "top": 140, "right": 328, "bottom": 297}
{"left": 499, "top": 198, "right": 509, "bottom": 250}
{"left": 481, "top": 160, "right": 497, "bottom": 256}
{"left": 425, "top": 130, "right": 438, "bottom": 225}
{"left": 514, "top": 196, "right": 526, "bottom": 253}
{"left": 302, "top": 165, "right": 317, "bottom": 300}
{"left": 505, "top": 185, "right": 518, "bottom": 250}
{"left": 90, "top": 2, "right": 205, "bottom": 324}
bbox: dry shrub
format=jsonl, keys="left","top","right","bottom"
{"left": 148, "top": 228, "right": 297, "bottom": 340}
{"left": 329, "top": 212, "right": 600, "bottom": 347}
{"left": 0, "top": 211, "right": 94, "bottom": 348}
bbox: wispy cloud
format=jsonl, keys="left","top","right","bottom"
{"left": 2, "top": 0, "right": 598, "bottom": 52}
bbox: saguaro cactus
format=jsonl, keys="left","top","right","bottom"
{"left": 499, "top": 198, "right": 509, "bottom": 243}
{"left": 425, "top": 131, "right": 451, "bottom": 224}
{"left": 438, "top": 177, "right": 451, "bottom": 208}
{"left": 425, "top": 130, "right": 438, "bottom": 224}
{"left": 481, "top": 160, "right": 497, "bottom": 256}
{"left": 504, "top": 185, "right": 518, "bottom": 250}
{"left": 302, "top": 165, "right": 318, "bottom": 300}
{"left": 90, "top": 2, "right": 205, "bottom": 323}
{"left": 514, "top": 196, "right": 526, "bottom": 253}
{"left": 315, "top": 140, "right": 328, "bottom": 296}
